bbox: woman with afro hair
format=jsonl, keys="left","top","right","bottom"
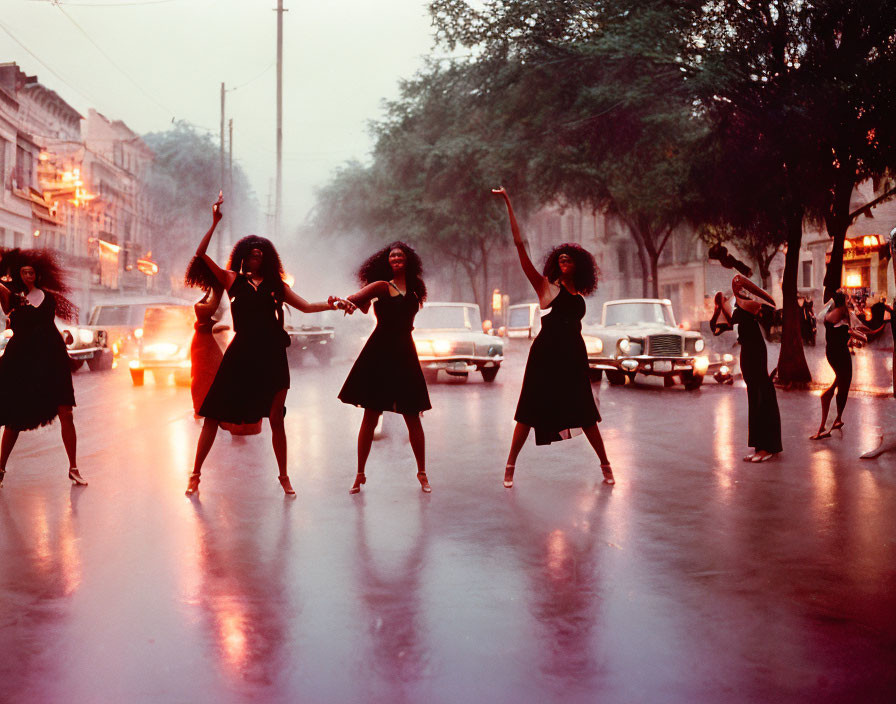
{"left": 0, "top": 248, "right": 86, "bottom": 487}
{"left": 492, "top": 187, "right": 613, "bottom": 486}
{"left": 186, "top": 194, "right": 350, "bottom": 496}
{"left": 338, "top": 241, "right": 432, "bottom": 494}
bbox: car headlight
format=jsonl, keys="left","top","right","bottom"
{"left": 414, "top": 339, "right": 434, "bottom": 356}
{"left": 144, "top": 342, "right": 180, "bottom": 357}
{"left": 78, "top": 329, "right": 95, "bottom": 345}
{"left": 695, "top": 355, "right": 710, "bottom": 373}
{"left": 433, "top": 340, "right": 452, "bottom": 356}
{"left": 583, "top": 335, "right": 603, "bottom": 355}
{"left": 618, "top": 338, "right": 630, "bottom": 354}
{"left": 723, "top": 353, "right": 734, "bottom": 362}
{"left": 694, "top": 338, "right": 705, "bottom": 353}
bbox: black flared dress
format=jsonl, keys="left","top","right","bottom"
{"left": 515, "top": 286, "right": 600, "bottom": 445}
{"left": 338, "top": 286, "right": 431, "bottom": 415}
{"left": 732, "top": 306, "right": 782, "bottom": 453}
{"left": 0, "top": 291, "right": 75, "bottom": 431}
{"left": 824, "top": 320, "right": 852, "bottom": 413}
{"left": 198, "top": 275, "right": 289, "bottom": 424}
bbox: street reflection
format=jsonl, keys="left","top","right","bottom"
{"left": 353, "top": 497, "right": 430, "bottom": 685}
{"left": 187, "top": 496, "right": 294, "bottom": 690}
{"left": 508, "top": 486, "right": 610, "bottom": 695}
{"left": 712, "top": 391, "right": 736, "bottom": 495}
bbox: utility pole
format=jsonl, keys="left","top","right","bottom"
{"left": 228, "top": 117, "right": 234, "bottom": 254}
{"left": 219, "top": 81, "right": 226, "bottom": 261}
{"left": 274, "top": 0, "right": 287, "bottom": 239}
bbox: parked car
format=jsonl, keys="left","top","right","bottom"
{"left": 87, "top": 296, "right": 193, "bottom": 358}
{"left": 55, "top": 318, "right": 114, "bottom": 372}
{"left": 582, "top": 298, "right": 723, "bottom": 390}
{"left": 506, "top": 302, "right": 542, "bottom": 339}
{"left": 283, "top": 308, "right": 336, "bottom": 365}
{"left": 412, "top": 302, "right": 504, "bottom": 382}
{"left": 128, "top": 304, "right": 196, "bottom": 386}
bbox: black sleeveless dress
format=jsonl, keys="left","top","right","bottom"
{"left": 338, "top": 287, "right": 431, "bottom": 415}
{"left": 824, "top": 320, "right": 852, "bottom": 409}
{"left": 732, "top": 306, "right": 782, "bottom": 453}
{"left": 198, "top": 275, "right": 289, "bottom": 424}
{"left": 515, "top": 286, "right": 600, "bottom": 445}
{"left": 0, "top": 291, "right": 75, "bottom": 430}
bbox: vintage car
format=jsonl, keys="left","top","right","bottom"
{"left": 128, "top": 304, "right": 196, "bottom": 386}
{"left": 283, "top": 308, "right": 336, "bottom": 365}
{"left": 582, "top": 298, "right": 722, "bottom": 390}
{"left": 505, "top": 302, "right": 542, "bottom": 339}
{"left": 87, "top": 296, "right": 194, "bottom": 358}
{"left": 55, "top": 318, "right": 114, "bottom": 372}
{"left": 412, "top": 302, "right": 504, "bottom": 382}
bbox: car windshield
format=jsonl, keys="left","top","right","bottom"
{"left": 415, "top": 305, "right": 480, "bottom": 331}
{"left": 604, "top": 302, "right": 674, "bottom": 326}
{"left": 143, "top": 307, "right": 194, "bottom": 339}
{"left": 91, "top": 305, "right": 138, "bottom": 326}
{"left": 508, "top": 307, "right": 531, "bottom": 327}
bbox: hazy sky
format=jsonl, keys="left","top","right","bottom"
{"left": 0, "top": 0, "right": 441, "bottom": 231}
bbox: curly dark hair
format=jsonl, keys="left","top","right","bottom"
{"left": 542, "top": 243, "right": 599, "bottom": 296}
{"left": 183, "top": 255, "right": 221, "bottom": 292}
{"left": 227, "top": 236, "right": 286, "bottom": 300}
{"left": 0, "top": 248, "right": 78, "bottom": 321}
{"left": 357, "top": 241, "right": 427, "bottom": 301}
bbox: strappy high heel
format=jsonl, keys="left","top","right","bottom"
{"left": 349, "top": 472, "right": 366, "bottom": 495}
{"left": 503, "top": 463, "right": 515, "bottom": 488}
{"left": 600, "top": 463, "right": 615, "bottom": 485}
{"left": 185, "top": 472, "right": 200, "bottom": 496}
{"left": 278, "top": 474, "right": 296, "bottom": 496}
{"left": 68, "top": 468, "right": 87, "bottom": 486}
{"left": 416, "top": 472, "right": 431, "bottom": 493}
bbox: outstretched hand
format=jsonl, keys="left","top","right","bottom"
{"left": 328, "top": 296, "right": 356, "bottom": 315}
{"left": 212, "top": 191, "right": 224, "bottom": 222}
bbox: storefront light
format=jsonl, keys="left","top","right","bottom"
{"left": 846, "top": 273, "right": 863, "bottom": 288}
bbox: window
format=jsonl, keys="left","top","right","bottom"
{"left": 617, "top": 249, "right": 628, "bottom": 274}
{"left": 801, "top": 260, "right": 812, "bottom": 289}
{"left": 0, "top": 137, "right": 6, "bottom": 190}
{"left": 13, "top": 231, "right": 22, "bottom": 247}
{"left": 15, "top": 145, "right": 33, "bottom": 190}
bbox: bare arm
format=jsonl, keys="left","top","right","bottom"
{"left": 492, "top": 188, "right": 550, "bottom": 302}
{"left": 710, "top": 291, "right": 734, "bottom": 335}
{"left": 196, "top": 194, "right": 236, "bottom": 291}
{"left": 347, "top": 281, "right": 390, "bottom": 315}
{"left": 195, "top": 287, "right": 223, "bottom": 319}
{"left": 282, "top": 285, "right": 342, "bottom": 314}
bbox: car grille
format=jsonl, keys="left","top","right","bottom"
{"left": 647, "top": 334, "right": 683, "bottom": 356}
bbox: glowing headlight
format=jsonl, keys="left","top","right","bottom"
{"left": 134, "top": 328, "right": 143, "bottom": 339}
{"left": 433, "top": 340, "right": 452, "bottom": 355}
{"left": 695, "top": 356, "right": 710, "bottom": 373}
{"left": 78, "top": 329, "right": 94, "bottom": 345}
{"left": 583, "top": 335, "right": 603, "bottom": 355}
{"left": 415, "top": 339, "right": 434, "bottom": 356}
{"left": 618, "top": 338, "right": 630, "bottom": 354}
{"left": 719, "top": 365, "right": 730, "bottom": 375}
{"left": 694, "top": 338, "right": 705, "bottom": 353}
{"left": 144, "top": 342, "right": 180, "bottom": 357}
{"left": 723, "top": 353, "right": 734, "bottom": 362}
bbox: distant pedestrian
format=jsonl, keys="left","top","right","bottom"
{"left": 0, "top": 248, "right": 86, "bottom": 487}
{"left": 710, "top": 275, "right": 782, "bottom": 461}
{"left": 338, "top": 241, "right": 432, "bottom": 494}
{"left": 186, "top": 194, "right": 349, "bottom": 496}
{"left": 491, "top": 187, "right": 613, "bottom": 486}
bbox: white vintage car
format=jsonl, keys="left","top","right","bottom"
{"left": 582, "top": 298, "right": 722, "bottom": 390}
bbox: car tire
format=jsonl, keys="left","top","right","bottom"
{"left": 87, "top": 349, "right": 113, "bottom": 372}
{"left": 69, "top": 358, "right": 85, "bottom": 373}
{"left": 130, "top": 368, "right": 145, "bottom": 386}
{"left": 605, "top": 370, "right": 627, "bottom": 386}
{"left": 588, "top": 369, "right": 603, "bottom": 383}
{"left": 683, "top": 371, "right": 705, "bottom": 390}
{"left": 480, "top": 366, "right": 499, "bottom": 383}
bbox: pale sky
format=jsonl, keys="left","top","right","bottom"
{"left": 0, "top": 0, "right": 440, "bottom": 232}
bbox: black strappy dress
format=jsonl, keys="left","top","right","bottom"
{"left": 338, "top": 285, "right": 431, "bottom": 415}
{"left": 198, "top": 275, "right": 289, "bottom": 424}
{"left": 0, "top": 291, "right": 75, "bottom": 430}
{"left": 514, "top": 286, "right": 600, "bottom": 445}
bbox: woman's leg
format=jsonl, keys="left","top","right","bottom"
{"left": 403, "top": 413, "right": 429, "bottom": 491}
{"left": 0, "top": 427, "right": 20, "bottom": 483}
{"left": 189, "top": 417, "right": 220, "bottom": 491}
{"left": 503, "top": 422, "right": 531, "bottom": 486}
{"left": 269, "top": 389, "right": 294, "bottom": 494}
{"left": 832, "top": 358, "right": 852, "bottom": 426}
{"left": 57, "top": 405, "right": 77, "bottom": 468}
{"left": 811, "top": 383, "right": 836, "bottom": 438}
{"left": 351, "top": 408, "right": 381, "bottom": 493}
{"left": 583, "top": 424, "right": 614, "bottom": 484}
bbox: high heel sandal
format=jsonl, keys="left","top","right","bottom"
{"left": 68, "top": 468, "right": 87, "bottom": 486}
{"left": 600, "top": 463, "right": 615, "bottom": 485}
{"left": 503, "top": 464, "right": 515, "bottom": 488}
{"left": 278, "top": 474, "right": 296, "bottom": 496}
{"left": 185, "top": 472, "right": 200, "bottom": 496}
{"left": 349, "top": 472, "right": 366, "bottom": 495}
{"left": 416, "top": 472, "right": 431, "bottom": 493}
{"left": 831, "top": 421, "right": 844, "bottom": 431}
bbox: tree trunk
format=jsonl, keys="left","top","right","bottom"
{"left": 822, "top": 167, "right": 855, "bottom": 302}
{"left": 648, "top": 250, "right": 660, "bottom": 299}
{"left": 776, "top": 206, "right": 812, "bottom": 386}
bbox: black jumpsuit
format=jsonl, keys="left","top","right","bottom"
{"left": 732, "top": 306, "right": 782, "bottom": 454}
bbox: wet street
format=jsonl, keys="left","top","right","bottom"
{"left": 1, "top": 342, "right": 895, "bottom": 703}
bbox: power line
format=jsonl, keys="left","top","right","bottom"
{"left": 228, "top": 62, "right": 274, "bottom": 92}
{"left": 29, "top": 0, "right": 184, "bottom": 7}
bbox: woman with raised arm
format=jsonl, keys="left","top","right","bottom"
{"left": 338, "top": 241, "right": 431, "bottom": 495}
{"left": 186, "top": 195, "right": 349, "bottom": 496}
{"left": 492, "top": 187, "right": 612, "bottom": 487}
{"left": 0, "top": 249, "right": 86, "bottom": 487}
{"left": 710, "top": 275, "right": 782, "bottom": 461}
{"left": 809, "top": 291, "right": 869, "bottom": 440}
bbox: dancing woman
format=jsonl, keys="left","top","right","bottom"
{"left": 0, "top": 249, "right": 86, "bottom": 487}
{"left": 710, "top": 275, "right": 782, "bottom": 461}
{"left": 810, "top": 291, "right": 868, "bottom": 440}
{"left": 187, "top": 195, "right": 348, "bottom": 496}
{"left": 338, "top": 242, "right": 431, "bottom": 494}
{"left": 492, "top": 187, "right": 613, "bottom": 486}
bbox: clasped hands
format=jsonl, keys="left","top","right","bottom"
{"left": 328, "top": 296, "right": 357, "bottom": 315}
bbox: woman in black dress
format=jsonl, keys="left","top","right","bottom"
{"left": 492, "top": 188, "right": 612, "bottom": 486}
{"left": 187, "top": 195, "right": 348, "bottom": 496}
{"left": 0, "top": 249, "right": 86, "bottom": 487}
{"left": 338, "top": 242, "right": 431, "bottom": 494}
{"left": 810, "top": 291, "right": 868, "bottom": 440}
{"left": 710, "top": 276, "right": 782, "bottom": 461}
